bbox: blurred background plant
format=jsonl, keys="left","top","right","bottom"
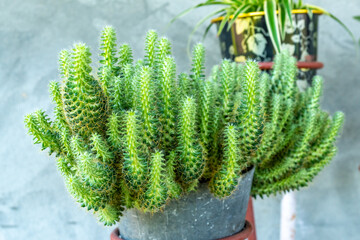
{"left": 173, "top": 0, "right": 354, "bottom": 53}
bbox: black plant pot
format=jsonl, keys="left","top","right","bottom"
{"left": 212, "top": 10, "right": 323, "bottom": 84}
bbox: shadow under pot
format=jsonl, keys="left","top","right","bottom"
{"left": 212, "top": 10, "right": 323, "bottom": 83}
{"left": 111, "top": 168, "right": 255, "bottom": 240}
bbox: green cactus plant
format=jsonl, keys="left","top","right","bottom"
{"left": 25, "top": 26, "right": 344, "bottom": 226}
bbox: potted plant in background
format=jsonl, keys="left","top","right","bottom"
{"left": 174, "top": 0, "right": 353, "bottom": 61}
{"left": 24, "top": 26, "right": 344, "bottom": 240}
{"left": 173, "top": 0, "right": 354, "bottom": 84}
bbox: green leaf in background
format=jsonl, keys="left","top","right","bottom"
{"left": 227, "top": 4, "right": 252, "bottom": 31}
{"left": 186, "top": 8, "right": 225, "bottom": 56}
{"left": 283, "top": 0, "right": 293, "bottom": 26}
{"left": 306, "top": 4, "right": 356, "bottom": 44}
{"left": 217, "top": 12, "right": 232, "bottom": 35}
{"left": 169, "top": 1, "right": 232, "bottom": 26}
{"left": 203, "top": 22, "right": 214, "bottom": 40}
{"left": 296, "top": 0, "right": 303, "bottom": 9}
{"left": 278, "top": 3, "right": 287, "bottom": 40}
{"left": 265, "top": 0, "right": 281, "bottom": 53}
{"left": 306, "top": 5, "right": 313, "bottom": 20}
{"left": 354, "top": 16, "right": 360, "bottom": 46}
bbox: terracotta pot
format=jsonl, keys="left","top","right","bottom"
{"left": 110, "top": 220, "right": 253, "bottom": 240}
{"left": 258, "top": 61, "right": 324, "bottom": 87}
{"left": 258, "top": 61, "right": 323, "bottom": 70}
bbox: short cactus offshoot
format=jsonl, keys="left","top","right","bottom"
{"left": 25, "top": 26, "right": 344, "bottom": 226}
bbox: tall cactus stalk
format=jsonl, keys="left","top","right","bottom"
{"left": 25, "top": 27, "right": 344, "bottom": 226}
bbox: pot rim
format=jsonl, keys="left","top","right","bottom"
{"left": 110, "top": 220, "right": 253, "bottom": 240}
{"left": 211, "top": 9, "right": 323, "bottom": 23}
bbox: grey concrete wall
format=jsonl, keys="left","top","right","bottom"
{"left": 0, "top": 0, "right": 359, "bottom": 239}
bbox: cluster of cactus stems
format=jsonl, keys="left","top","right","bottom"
{"left": 25, "top": 26, "right": 344, "bottom": 226}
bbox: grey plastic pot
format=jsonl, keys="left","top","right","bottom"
{"left": 114, "top": 167, "right": 255, "bottom": 240}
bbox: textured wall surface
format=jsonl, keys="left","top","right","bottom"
{"left": 0, "top": 0, "right": 359, "bottom": 239}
